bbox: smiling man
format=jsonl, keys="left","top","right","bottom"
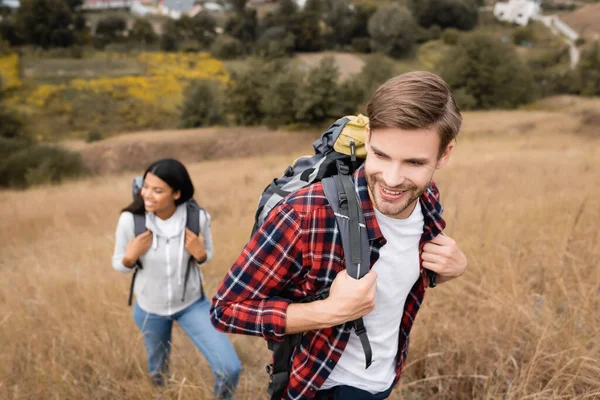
{"left": 211, "top": 71, "right": 468, "bottom": 400}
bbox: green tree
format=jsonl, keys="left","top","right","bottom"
{"left": 437, "top": 32, "right": 534, "bottom": 109}
{"left": 94, "top": 16, "right": 127, "bottom": 48}
{"left": 180, "top": 80, "right": 227, "bottom": 128}
{"left": 255, "top": 26, "right": 295, "bottom": 59}
{"left": 211, "top": 34, "right": 244, "bottom": 60}
{"left": 411, "top": 0, "right": 479, "bottom": 31}
{"left": 294, "top": 56, "right": 341, "bottom": 124}
{"left": 160, "top": 13, "right": 217, "bottom": 51}
{"left": 129, "top": 18, "right": 157, "bottom": 46}
{"left": 260, "top": 66, "right": 303, "bottom": 128}
{"left": 574, "top": 42, "right": 600, "bottom": 96}
{"left": 368, "top": 5, "right": 417, "bottom": 58}
{"left": 16, "top": 0, "right": 84, "bottom": 48}
{"left": 0, "top": 84, "right": 24, "bottom": 141}
{"left": 224, "top": 0, "right": 258, "bottom": 51}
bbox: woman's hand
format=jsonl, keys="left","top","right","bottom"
{"left": 185, "top": 228, "right": 207, "bottom": 263}
{"left": 122, "top": 230, "right": 152, "bottom": 268}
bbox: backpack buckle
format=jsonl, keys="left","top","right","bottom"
{"left": 336, "top": 160, "right": 350, "bottom": 175}
{"left": 354, "top": 323, "right": 367, "bottom": 336}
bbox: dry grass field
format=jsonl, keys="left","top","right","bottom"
{"left": 1, "top": 97, "right": 599, "bottom": 399}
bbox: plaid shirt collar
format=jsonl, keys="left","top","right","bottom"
{"left": 352, "top": 164, "right": 446, "bottom": 244}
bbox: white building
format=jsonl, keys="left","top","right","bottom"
{"left": 494, "top": 0, "right": 542, "bottom": 26}
{"left": 0, "top": 0, "right": 21, "bottom": 8}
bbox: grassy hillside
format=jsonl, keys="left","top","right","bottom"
{"left": 0, "top": 97, "right": 599, "bottom": 399}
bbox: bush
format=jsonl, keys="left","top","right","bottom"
{"left": 411, "top": 0, "right": 478, "bottom": 31}
{"left": 368, "top": 4, "right": 417, "bottom": 58}
{"left": 94, "top": 16, "right": 127, "bottom": 49}
{"left": 260, "top": 66, "right": 303, "bottom": 128}
{"left": 85, "top": 128, "right": 104, "bottom": 143}
{"left": 294, "top": 56, "right": 341, "bottom": 125}
{"left": 0, "top": 141, "right": 86, "bottom": 188}
{"left": 442, "top": 28, "right": 460, "bottom": 45}
{"left": 210, "top": 34, "right": 244, "bottom": 60}
{"left": 357, "top": 53, "right": 398, "bottom": 100}
{"left": 179, "top": 79, "right": 227, "bottom": 128}
{"left": 0, "top": 38, "right": 12, "bottom": 56}
{"left": 254, "top": 26, "right": 295, "bottom": 59}
{"left": 437, "top": 32, "right": 534, "bottom": 110}
{"left": 351, "top": 37, "right": 371, "bottom": 53}
{"left": 0, "top": 103, "right": 25, "bottom": 140}
{"left": 573, "top": 42, "right": 600, "bottom": 96}
{"left": 225, "top": 58, "right": 278, "bottom": 125}
{"left": 129, "top": 18, "right": 157, "bottom": 46}
{"left": 160, "top": 13, "right": 217, "bottom": 52}
{"left": 512, "top": 25, "right": 536, "bottom": 45}
{"left": 0, "top": 136, "right": 29, "bottom": 160}
{"left": 416, "top": 25, "right": 442, "bottom": 44}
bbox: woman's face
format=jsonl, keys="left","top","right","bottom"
{"left": 141, "top": 172, "right": 180, "bottom": 214}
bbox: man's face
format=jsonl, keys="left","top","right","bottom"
{"left": 364, "top": 126, "right": 453, "bottom": 219}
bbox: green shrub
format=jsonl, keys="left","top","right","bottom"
{"left": 210, "top": 34, "right": 245, "bottom": 60}
{"left": 442, "top": 28, "right": 460, "bottom": 45}
{"left": 179, "top": 79, "right": 226, "bottom": 128}
{"left": 411, "top": 0, "right": 478, "bottom": 31}
{"left": 0, "top": 141, "right": 86, "bottom": 188}
{"left": 351, "top": 37, "right": 371, "bottom": 53}
{"left": 368, "top": 4, "right": 417, "bottom": 58}
{"left": 512, "top": 25, "right": 536, "bottom": 45}
{"left": 0, "top": 103, "right": 25, "bottom": 140}
{"left": 437, "top": 32, "right": 534, "bottom": 110}
{"left": 294, "top": 56, "right": 340, "bottom": 125}
{"left": 85, "top": 128, "right": 104, "bottom": 143}
{"left": 573, "top": 42, "right": 600, "bottom": 96}
{"left": 254, "top": 26, "right": 295, "bottom": 59}
{"left": 260, "top": 66, "right": 303, "bottom": 129}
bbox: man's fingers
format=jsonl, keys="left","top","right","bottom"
{"left": 421, "top": 252, "right": 446, "bottom": 265}
{"left": 360, "top": 270, "right": 378, "bottom": 287}
{"left": 423, "top": 242, "right": 451, "bottom": 256}
{"left": 422, "top": 261, "right": 443, "bottom": 273}
{"left": 430, "top": 233, "right": 454, "bottom": 246}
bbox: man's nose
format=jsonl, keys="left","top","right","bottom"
{"left": 382, "top": 166, "right": 406, "bottom": 188}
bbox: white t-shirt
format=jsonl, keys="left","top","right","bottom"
{"left": 321, "top": 201, "right": 424, "bottom": 393}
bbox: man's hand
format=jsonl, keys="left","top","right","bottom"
{"left": 185, "top": 227, "right": 207, "bottom": 263}
{"left": 422, "top": 234, "right": 467, "bottom": 284}
{"left": 285, "top": 269, "right": 378, "bottom": 335}
{"left": 324, "top": 269, "right": 378, "bottom": 324}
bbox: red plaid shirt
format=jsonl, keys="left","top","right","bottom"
{"left": 211, "top": 165, "right": 446, "bottom": 399}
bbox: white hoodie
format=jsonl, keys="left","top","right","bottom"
{"left": 112, "top": 203, "right": 213, "bottom": 316}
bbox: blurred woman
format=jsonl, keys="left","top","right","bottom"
{"left": 112, "top": 158, "right": 241, "bottom": 398}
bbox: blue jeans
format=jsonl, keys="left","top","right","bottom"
{"left": 133, "top": 298, "right": 242, "bottom": 399}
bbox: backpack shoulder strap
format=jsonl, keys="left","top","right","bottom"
{"left": 322, "top": 173, "right": 373, "bottom": 369}
{"left": 133, "top": 213, "right": 146, "bottom": 237}
{"left": 322, "top": 174, "right": 370, "bottom": 279}
{"left": 181, "top": 199, "right": 205, "bottom": 303}
{"left": 186, "top": 200, "right": 202, "bottom": 235}
{"left": 128, "top": 213, "right": 146, "bottom": 307}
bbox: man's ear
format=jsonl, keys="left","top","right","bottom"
{"left": 436, "top": 142, "right": 455, "bottom": 169}
{"left": 173, "top": 190, "right": 181, "bottom": 201}
{"left": 365, "top": 125, "right": 372, "bottom": 150}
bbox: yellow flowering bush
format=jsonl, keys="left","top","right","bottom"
{"left": 25, "top": 52, "right": 227, "bottom": 109}
{"left": 0, "top": 54, "right": 22, "bottom": 90}
{"left": 138, "top": 52, "right": 229, "bottom": 82}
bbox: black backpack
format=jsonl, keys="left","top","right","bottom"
{"left": 251, "top": 115, "right": 378, "bottom": 399}
{"left": 127, "top": 176, "right": 206, "bottom": 306}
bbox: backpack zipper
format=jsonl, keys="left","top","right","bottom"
{"left": 349, "top": 138, "right": 356, "bottom": 162}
